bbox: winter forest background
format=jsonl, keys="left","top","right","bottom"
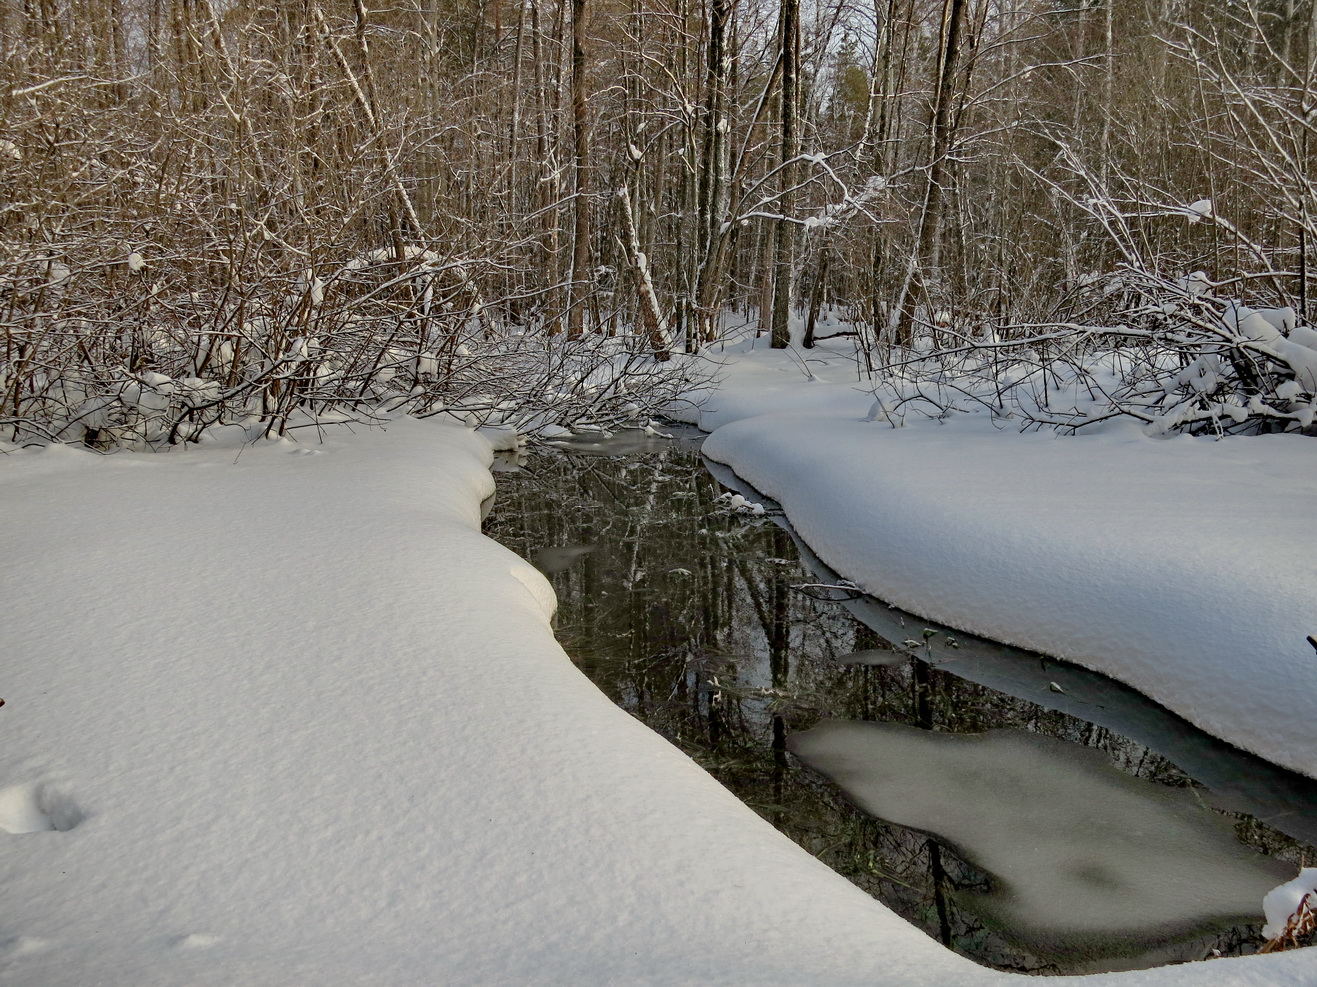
{"left": 4, "top": 0, "right": 1317, "bottom": 445}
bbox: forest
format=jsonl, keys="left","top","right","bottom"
{"left": 7, "top": 4, "right": 1317, "bottom": 978}
{"left": 3, "top": 0, "right": 1317, "bottom": 443}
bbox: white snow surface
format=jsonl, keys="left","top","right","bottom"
{"left": 2, "top": 414, "right": 1315, "bottom": 983}
{"left": 1263, "top": 869, "right": 1317, "bottom": 939}
{"left": 0, "top": 419, "right": 962, "bottom": 985}
{"left": 682, "top": 335, "right": 1317, "bottom": 778}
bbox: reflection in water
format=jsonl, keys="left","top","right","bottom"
{"left": 484, "top": 428, "right": 1317, "bottom": 975}
{"left": 791, "top": 721, "right": 1290, "bottom": 964}
{"left": 840, "top": 648, "right": 910, "bottom": 668}
{"left": 533, "top": 544, "right": 597, "bottom": 574}
{"left": 545, "top": 431, "right": 677, "bottom": 457}
{"left": 710, "top": 458, "right": 1317, "bottom": 851}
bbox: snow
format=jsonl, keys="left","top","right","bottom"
{"left": 791, "top": 721, "right": 1289, "bottom": 960}
{"left": 678, "top": 333, "right": 1317, "bottom": 779}
{"left": 1263, "top": 870, "right": 1317, "bottom": 939}
{"left": 1187, "top": 199, "right": 1215, "bottom": 223}
{"left": 1178, "top": 270, "right": 1213, "bottom": 296}
{"left": 3, "top": 410, "right": 1316, "bottom": 981}
{"left": 0, "top": 784, "right": 59, "bottom": 834}
{"left": 302, "top": 269, "right": 325, "bottom": 306}
{"left": 0, "top": 419, "right": 977, "bottom": 985}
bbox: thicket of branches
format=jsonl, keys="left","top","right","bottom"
{"left": 3, "top": 0, "right": 1317, "bottom": 444}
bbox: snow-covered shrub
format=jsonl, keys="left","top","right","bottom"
{"left": 0, "top": 38, "right": 694, "bottom": 451}
{"left": 1261, "top": 870, "right": 1317, "bottom": 952}
{"left": 861, "top": 265, "right": 1317, "bottom": 437}
{"left": 0, "top": 238, "right": 703, "bottom": 449}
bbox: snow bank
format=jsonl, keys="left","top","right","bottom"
{"left": 2, "top": 415, "right": 1314, "bottom": 984}
{"left": 686, "top": 338, "right": 1317, "bottom": 780}
{"left": 1264, "top": 870, "right": 1317, "bottom": 939}
{"left": 0, "top": 419, "right": 968, "bottom": 985}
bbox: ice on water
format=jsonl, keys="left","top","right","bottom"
{"left": 790, "top": 720, "right": 1290, "bottom": 959}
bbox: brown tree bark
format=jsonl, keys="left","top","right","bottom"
{"left": 567, "top": 0, "right": 591, "bottom": 339}
{"left": 769, "top": 0, "right": 799, "bottom": 349}
{"left": 893, "top": 0, "right": 968, "bottom": 342}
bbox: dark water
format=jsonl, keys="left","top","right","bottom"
{"left": 484, "top": 427, "right": 1317, "bottom": 975}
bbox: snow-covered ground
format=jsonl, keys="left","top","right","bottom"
{"left": 678, "top": 332, "right": 1317, "bottom": 780}
{"left": 2, "top": 411, "right": 1315, "bottom": 982}
{"left": 0, "top": 419, "right": 981, "bottom": 985}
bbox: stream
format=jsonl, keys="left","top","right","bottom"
{"left": 483, "top": 425, "right": 1317, "bottom": 976}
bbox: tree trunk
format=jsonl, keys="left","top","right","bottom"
{"left": 803, "top": 247, "right": 829, "bottom": 348}
{"left": 617, "top": 187, "right": 672, "bottom": 360}
{"left": 567, "top": 0, "right": 591, "bottom": 339}
{"left": 893, "top": 0, "right": 967, "bottom": 341}
{"left": 769, "top": 0, "right": 799, "bottom": 349}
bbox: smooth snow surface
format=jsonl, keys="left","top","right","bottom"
{"left": 0, "top": 784, "right": 55, "bottom": 834}
{"left": 681, "top": 334, "right": 1317, "bottom": 779}
{"left": 3, "top": 415, "right": 1316, "bottom": 983}
{"left": 0, "top": 419, "right": 968, "bottom": 985}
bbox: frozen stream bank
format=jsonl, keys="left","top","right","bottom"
{"left": 487, "top": 430, "right": 1317, "bottom": 975}
{"left": 673, "top": 334, "right": 1317, "bottom": 779}
{"left": 2, "top": 415, "right": 1315, "bottom": 985}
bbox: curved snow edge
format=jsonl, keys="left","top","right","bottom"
{"left": 700, "top": 414, "right": 1317, "bottom": 780}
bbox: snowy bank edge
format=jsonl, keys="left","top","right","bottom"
{"left": 693, "top": 410, "right": 1317, "bottom": 782}
{"left": 0, "top": 419, "right": 1312, "bottom": 984}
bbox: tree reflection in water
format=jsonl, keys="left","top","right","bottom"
{"left": 484, "top": 432, "right": 1312, "bottom": 975}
